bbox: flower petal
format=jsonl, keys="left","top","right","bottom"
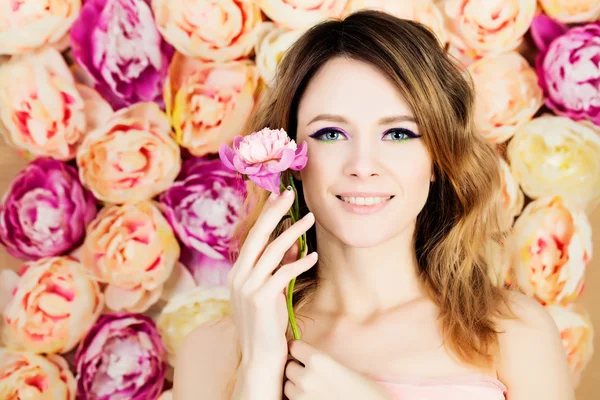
{"left": 218, "top": 143, "right": 237, "bottom": 171}
{"left": 249, "top": 173, "right": 282, "bottom": 194}
{"left": 530, "top": 13, "right": 568, "bottom": 53}
{"left": 290, "top": 140, "right": 309, "bottom": 170}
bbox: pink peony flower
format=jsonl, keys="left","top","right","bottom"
{"left": 218, "top": 128, "right": 308, "bottom": 194}
{"left": 531, "top": 14, "right": 600, "bottom": 126}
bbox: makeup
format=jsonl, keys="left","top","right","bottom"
{"left": 308, "top": 127, "right": 349, "bottom": 142}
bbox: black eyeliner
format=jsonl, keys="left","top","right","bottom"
{"left": 381, "top": 127, "right": 422, "bottom": 139}
{"left": 308, "top": 126, "right": 349, "bottom": 138}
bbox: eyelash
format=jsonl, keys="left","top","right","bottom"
{"left": 309, "top": 127, "right": 420, "bottom": 143}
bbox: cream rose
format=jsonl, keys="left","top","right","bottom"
{"left": 2, "top": 257, "right": 104, "bottom": 354}
{"left": 0, "top": 47, "right": 112, "bottom": 161}
{"left": 152, "top": 0, "right": 262, "bottom": 61}
{"left": 156, "top": 285, "right": 232, "bottom": 365}
{"left": 546, "top": 304, "right": 595, "bottom": 387}
{"left": 538, "top": 0, "right": 600, "bottom": 23}
{"left": 81, "top": 201, "right": 180, "bottom": 313}
{"left": 257, "top": 0, "right": 348, "bottom": 30}
{"left": 498, "top": 158, "right": 524, "bottom": 232}
{"left": 0, "top": 0, "right": 80, "bottom": 55}
{"left": 164, "top": 54, "right": 259, "bottom": 156}
{"left": 254, "top": 22, "right": 305, "bottom": 87}
{"left": 468, "top": 52, "right": 543, "bottom": 144}
{"left": 344, "top": 0, "right": 447, "bottom": 44}
{"left": 443, "top": 0, "right": 536, "bottom": 56}
{"left": 76, "top": 102, "right": 181, "bottom": 204}
{"left": 506, "top": 196, "right": 592, "bottom": 306}
{"left": 507, "top": 115, "right": 600, "bottom": 212}
{"left": 0, "top": 349, "right": 76, "bottom": 399}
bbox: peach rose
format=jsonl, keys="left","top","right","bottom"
{"left": 0, "top": 47, "right": 113, "bottom": 161}
{"left": 156, "top": 285, "right": 231, "bottom": 365}
{"left": 0, "top": 0, "right": 80, "bottom": 55}
{"left": 498, "top": 158, "right": 524, "bottom": 232}
{"left": 76, "top": 102, "right": 181, "bottom": 204}
{"left": 257, "top": 0, "right": 348, "bottom": 30}
{"left": 152, "top": 0, "right": 262, "bottom": 61}
{"left": 507, "top": 115, "right": 600, "bottom": 212}
{"left": 443, "top": 0, "right": 536, "bottom": 56}
{"left": 506, "top": 196, "right": 592, "bottom": 306}
{"left": 0, "top": 349, "right": 76, "bottom": 400}
{"left": 468, "top": 52, "right": 543, "bottom": 144}
{"left": 81, "top": 201, "right": 180, "bottom": 313}
{"left": 254, "top": 22, "right": 305, "bottom": 87}
{"left": 538, "top": 0, "right": 600, "bottom": 23}
{"left": 546, "top": 304, "right": 594, "bottom": 387}
{"left": 2, "top": 257, "right": 104, "bottom": 354}
{"left": 164, "top": 53, "right": 259, "bottom": 156}
{"left": 344, "top": 0, "right": 447, "bottom": 44}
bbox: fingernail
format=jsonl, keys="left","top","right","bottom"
{"left": 303, "top": 212, "right": 313, "bottom": 220}
{"left": 284, "top": 186, "right": 294, "bottom": 196}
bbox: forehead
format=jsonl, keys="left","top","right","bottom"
{"left": 297, "top": 57, "right": 413, "bottom": 125}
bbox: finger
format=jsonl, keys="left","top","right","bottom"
{"left": 283, "top": 379, "right": 302, "bottom": 400}
{"left": 234, "top": 188, "right": 296, "bottom": 280}
{"left": 250, "top": 212, "right": 314, "bottom": 284}
{"left": 258, "top": 251, "right": 318, "bottom": 297}
{"left": 285, "top": 359, "right": 305, "bottom": 383}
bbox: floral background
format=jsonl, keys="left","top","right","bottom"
{"left": 0, "top": 0, "right": 599, "bottom": 398}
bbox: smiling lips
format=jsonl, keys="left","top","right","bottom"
{"left": 335, "top": 193, "right": 394, "bottom": 214}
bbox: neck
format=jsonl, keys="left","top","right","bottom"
{"left": 308, "top": 222, "right": 426, "bottom": 323}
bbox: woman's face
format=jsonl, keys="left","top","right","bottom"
{"left": 296, "top": 57, "right": 433, "bottom": 248}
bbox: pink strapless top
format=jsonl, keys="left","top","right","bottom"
{"left": 369, "top": 373, "right": 507, "bottom": 399}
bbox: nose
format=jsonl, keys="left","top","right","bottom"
{"left": 343, "top": 139, "right": 380, "bottom": 179}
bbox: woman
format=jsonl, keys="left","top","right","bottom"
{"left": 173, "top": 10, "right": 574, "bottom": 400}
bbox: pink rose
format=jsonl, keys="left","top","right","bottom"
{"left": 76, "top": 102, "right": 181, "bottom": 204}
{"left": 219, "top": 128, "right": 308, "bottom": 194}
{"left": 0, "top": 349, "right": 76, "bottom": 400}
{"left": 546, "top": 304, "right": 595, "bottom": 387}
{"left": 2, "top": 257, "right": 104, "bottom": 354}
{"left": 164, "top": 54, "right": 259, "bottom": 157}
{"left": 468, "top": 52, "right": 543, "bottom": 143}
{"left": 257, "top": 0, "right": 348, "bottom": 29}
{"left": 444, "top": 0, "right": 536, "bottom": 57}
{"left": 0, "top": 47, "right": 113, "bottom": 161}
{"left": 506, "top": 196, "right": 592, "bottom": 306}
{"left": 0, "top": 0, "right": 80, "bottom": 55}
{"left": 152, "top": 0, "right": 262, "bottom": 61}
{"left": 81, "top": 201, "right": 180, "bottom": 312}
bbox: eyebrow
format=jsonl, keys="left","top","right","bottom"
{"left": 307, "top": 113, "right": 416, "bottom": 125}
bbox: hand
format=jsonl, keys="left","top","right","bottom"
{"left": 284, "top": 340, "right": 393, "bottom": 400}
{"left": 228, "top": 188, "right": 318, "bottom": 371}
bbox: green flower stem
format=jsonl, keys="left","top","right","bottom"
{"left": 280, "top": 178, "right": 305, "bottom": 340}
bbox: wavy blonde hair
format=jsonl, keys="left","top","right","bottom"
{"left": 226, "top": 9, "right": 516, "bottom": 396}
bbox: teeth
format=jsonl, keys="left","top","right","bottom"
{"left": 340, "top": 196, "right": 391, "bottom": 205}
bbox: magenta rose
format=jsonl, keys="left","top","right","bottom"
{"left": 74, "top": 313, "right": 167, "bottom": 400}
{"left": 0, "top": 158, "right": 97, "bottom": 260}
{"left": 159, "top": 157, "right": 246, "bottom": 261}
{"left": 70, "top": 0, "right": 174, "bottom": 110}
{"left": 531, "top": 14, "right": 600, "bottom": 126}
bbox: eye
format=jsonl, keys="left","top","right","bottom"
{"left": 309, "top": 127, "right": 348, "bottom": 142}
{"left": 382, "top": 128, "right": 420, "bottom": 142}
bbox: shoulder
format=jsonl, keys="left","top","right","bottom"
{"left": 494, "top": 291, "right": 575, "bottom": 399}
{"left": 172, "top": 314, "right": 240, "bottom": 400}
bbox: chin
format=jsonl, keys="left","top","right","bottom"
{"left": 326, "top": 221, "right": 406, "bottom": 249}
